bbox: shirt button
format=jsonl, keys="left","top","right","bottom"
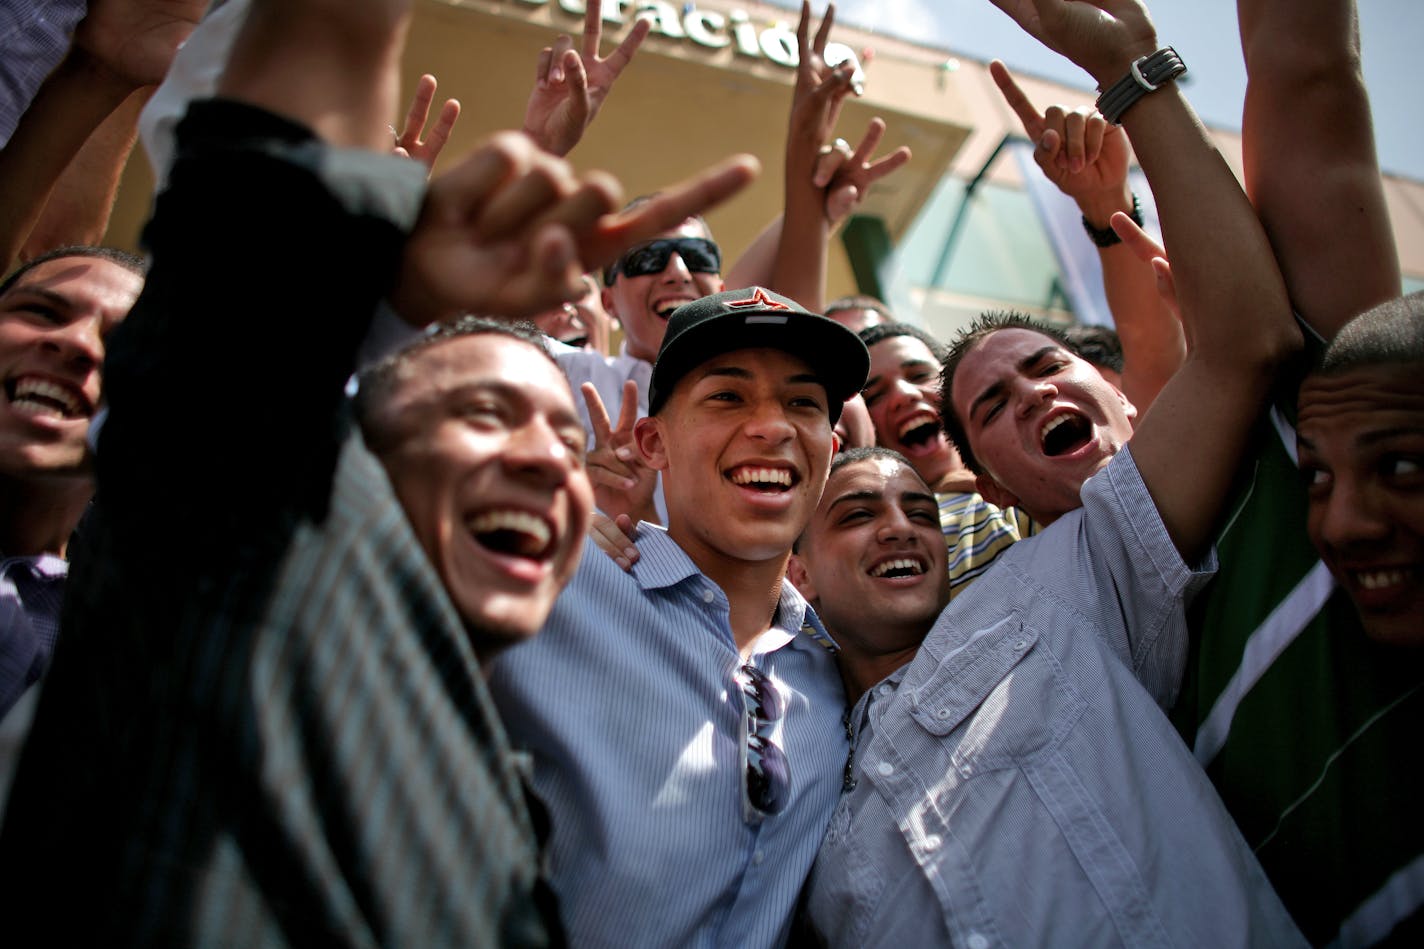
{"left": 876, "top": 761, "right": 894, "bottom": 776}
{"left": 935, "top": 707, "right": 951, "bottom": 720}
{"left": 967, "top": 933, "right": 990, "bottom": 949}
{"left": 701, "top": 589, "right": 715, "bottom": 604}
{"left": 753, "top": 850, "right": 765, "bottom": 865}
{"left": 1013, "top": 640, "right": 1027, "bottom": 650}
{"left": 922, "top": 834, "right": 942, "bottom": 852}
{"left": 876, "top": 683, "right": 893, "bottom": 697}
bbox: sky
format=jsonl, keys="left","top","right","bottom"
{"left": 767, "top": 0, "right": 1423, "bottom": 181}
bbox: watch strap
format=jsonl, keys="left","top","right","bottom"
{"left": 1096, "top": 47, "right": 1187, "bottom": 125}
{"left": 1082, "top": 193, "right": 1144, "bottom": 248}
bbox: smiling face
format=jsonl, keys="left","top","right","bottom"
{"left": 863, "top": 334, "right": 965, "bottom": 491}
{"left": 0, "top": 255, "right": 141, "bottom": 479}
{"left": 1297, "top": 363, "right": 1424, "bottom": 647}
{"left": 948, "top": 327, "right": 1136, "bottom": 524}
{"left": 371, "top": 333, "right": 593, "bottom": 656}
{"left": 792, "top": 455, "right": 949, "bottom": 688}
{"left": 637, "top": 347, "right": 835, "bottom": 572}
{"left": 602, "top": 219, "right": 724, "bottom": 362}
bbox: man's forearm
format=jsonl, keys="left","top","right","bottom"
{"left": 1079, "top": 184, "right": 1184, "bottom": 411}
{"left": 218, "top": 0, "right": 413, "bottom": 151}
{"left": 19, "top": 87, "right": 151, "bottom": 262}
{"left": 0, "top": 53, "right": 136, "bottom": 271}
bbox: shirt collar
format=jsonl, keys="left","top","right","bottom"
{"left": 629, "top": 525, "right": 824, "bottom": 655}
{"left": 0, "top": 553, "right": 68, "bottom": 580}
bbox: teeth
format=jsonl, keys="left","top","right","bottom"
{"left": 1355, "top": 569, "right": 1408, "bottom": 590}
{"left": 870, "top": 557, "right": 926, "bottom": 578}
{"left": 1040, "top": 415, "right": 1071, "bottom": 443}
{"left": 898, "top": 412, "right": 938, "bottom": 440}
{"left": 467, "top": 509, "right": 551, "bottom": 556}
{"left": 730, "top": 467, "right": 792, "bottom": 487}
{"left": 10, "top": 398, "right": 68, "bottom": 420}
{"left": 11, "top": 378, "right": 82, "bottom": 418}
{"left": 654, "top": 299, "right": 693, "bottom": 317}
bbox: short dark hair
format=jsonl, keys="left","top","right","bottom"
{"left": 939, "top": 311, "right": 1074, "bottom": 475}
{"left": 0, "top": 245, "right": 146, "bottom": 297}
{"left": 858, "top": 321, "right": 948, "bottom": 364}
{"left": 793, "top": 446, "right": 922, "bottom": 553}
{"left": 831, "top": 445, "right": 913, "bottom": 477}
{"left": 826, "top": 294, "right": 894, "bottom": 322}
{"left": 1063, "top": 324, "right": 1124, "bottom": 375}
{"left": 1314, "top": 291, "right": 1424, "bottom": 376}
{"left": 354, "top": 316, "right": 560, "bottom": 450}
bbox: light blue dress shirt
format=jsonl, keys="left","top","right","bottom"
{"left": 489, "top": 526, "right": 847, "bottom": 948}
{"left": 805, "top": 446, "right": 1306, "bottom": 948}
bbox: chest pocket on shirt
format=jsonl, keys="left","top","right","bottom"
{"left": 909, "top": 621, "right": 1086, "bottom": 775}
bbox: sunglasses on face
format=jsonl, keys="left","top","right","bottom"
{"left": 605, "top": 238, "right": 722, "bottom": 284}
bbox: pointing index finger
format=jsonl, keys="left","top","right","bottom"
{"left": 590, "top": 154, "right": 759, "bottom": 264}
{"left": 989, "top": 59, "right": 1044, "bottom": 139}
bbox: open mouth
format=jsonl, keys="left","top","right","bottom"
{"left": 6, "top": 376, "right": 88, "bottom": 420}
{"left": 728, "top": 465, "right": 796, "bottom": 493}
{"left": 898, "top": 413, "right": 942, "bottom": 449}
{"left": 652, "top": 296, "right": 696, "bottom": 320}
{"left": 1040, "top": 412, "right": 1092, "bottom": 457}
{"left": 467, "top": 509, "right": 555, "bottom": 561}
{"left": 869, "top": 556, "right": 927, "bottom": 579}
{"left": 559, "top": 334, "right": 590, "bottom": 348}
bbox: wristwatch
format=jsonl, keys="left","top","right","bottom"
{"left": 1096, "top": 47, "right": 1187, "bottom": 125}
{"left": 1082, "top": 193, "right": 1143, "bottom": 248}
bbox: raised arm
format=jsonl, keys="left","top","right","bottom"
{"left": 766, "top": 2, "right": 910, "bottom": 312}
{"left": 521, "top": 0, "right": 650, "bottom": 157}
{"left": 1239, "top": 0, "right": 1398, "bottom": 338}
{"left": 0, "top": 0, "right": 203, "bottom": 271}
{"left": 724, "top": 119, "right": 908, "bottom": 297}
{"left": 990, "top": 59, "right": 1182, "bottom": 412}
{"left": 219, "top": 0, "right": 409, "bottom": 150}
{"left": 990, "top": 0, "right": 1297, "bottom": 563}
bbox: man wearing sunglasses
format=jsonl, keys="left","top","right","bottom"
{"left": 490, "top": 286, "right": 868, "bottom": 947}
{"left": 603, "top": 225, "right": 725, "bottom": 360}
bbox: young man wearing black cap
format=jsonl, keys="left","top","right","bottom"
{"left": 489, "top": 286, "right": 867, "bottom": 948}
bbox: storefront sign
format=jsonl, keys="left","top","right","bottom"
{"left": 513, "top": 0, "right": 857, "bottom": 72}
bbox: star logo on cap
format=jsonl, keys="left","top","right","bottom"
{"left": 725, "top": 288, "right": 791, "bottom": 311}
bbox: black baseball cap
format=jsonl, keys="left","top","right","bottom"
{"left": 647, "top": 287, "right": 869, "bottom": 424}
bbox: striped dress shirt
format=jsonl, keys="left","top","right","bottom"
{"left": 0, "top": 101, "right": 554, "bottom": 947}
{"left": 489, "top": 525, "right": 847, "bottom": 948}
{"left": 937, "top": 491, "right": 1036, "bottom": 598}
